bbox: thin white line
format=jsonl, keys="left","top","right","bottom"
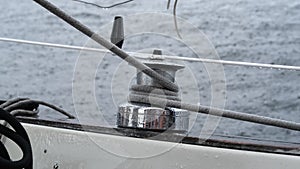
{"left": 163, "top": 56, "right": 300, "bottom": 71}
{"left": 1, "top": 37, "right": 300, "bottom": 71}
{"left": 0, "top": 37, "right": 107, "bottom": 53}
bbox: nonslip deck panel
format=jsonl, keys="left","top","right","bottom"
{"left": 16, "top": 116, "right": 300, "bottom": 156}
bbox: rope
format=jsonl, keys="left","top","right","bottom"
{"left": 1, "top": 37, "right": 300, "bottom": 71}
{"left": 129, "top": 89, "right": 300, "bottom": 131}
{"left": 0, "top": 109, "right": 33, "bottom": 169}
{"left": 0, "top": 98, "right": 75, "bottom": 119}
{"left": 130, "top": 85, "right": 181, "bottom": 101}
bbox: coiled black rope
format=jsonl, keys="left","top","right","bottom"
{"left": 0, "top": 97, "right": 74, "bottom": 168}
{"left": 0, "top": 98, "right": 75, "bottom": 119}
{"left": 0, "top": 140, "right": 10, "bottom": 161}
{"left": 0, "top": 108, "right": 33, "bottom": 169}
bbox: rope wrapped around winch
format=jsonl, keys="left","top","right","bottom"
{"left": 130, "top": 85, "right": 181, "bottom": 102}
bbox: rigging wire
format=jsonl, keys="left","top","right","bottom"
{"left": 1, "top": 37, "right": 300, "bottom": 71}
{"left": 167, "top": 0, "right": 182, "bottom": 39}
{"left": 173, "top": 0, "right": 182, "bottom": 39}
{"left": 167, "top": 0, "right": 171, "bottom": 9}
{"left": 72, "top": 0, "right": 134, "bottom": 9}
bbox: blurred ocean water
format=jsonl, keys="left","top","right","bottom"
{"left": 0, "top": 0, "right": 300, "bottom": 142}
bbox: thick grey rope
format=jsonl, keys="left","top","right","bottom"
{"left": 129, "top": 94, "right": 300, "bottom": 131}
{"left": 130, "top": 85, "right": 180, "bottom": 101}
{"left": 33, "top": 0, "right": 300, "bottom": 131}
{"left": 33, "top": 0, "right": 179, "bottom": 93}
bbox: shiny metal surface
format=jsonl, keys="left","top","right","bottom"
{"left": 117, "top": 103, "right": 189, "bottom": 132}
{"left": 117, "top": 58, "right": 189, "bottom": 132}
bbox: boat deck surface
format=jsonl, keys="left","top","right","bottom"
{"left": 17, "top": 116, "right": 300, "bottom": 156}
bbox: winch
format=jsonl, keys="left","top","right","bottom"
{"left": 117, "top": 50, "right": 190, "bottom": 132}
{"left": 108, "top": 16, "right": 190, "bottom": 132}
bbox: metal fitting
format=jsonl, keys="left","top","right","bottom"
{"left": 117, "top": 103, "right": 189, "bottom": 131}
{"left": 117, "top": 51, "right": 190, "bottom": 132}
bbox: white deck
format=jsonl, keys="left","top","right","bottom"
{"left": 4, "top": 123, "right": 300, "bottom": 169}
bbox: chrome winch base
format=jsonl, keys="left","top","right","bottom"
{"left": 117, "top": 103, "right": 190, "bottom": 132}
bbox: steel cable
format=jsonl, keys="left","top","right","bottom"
{"left": 1, "top": 37, "right": 300, "bottom": 71}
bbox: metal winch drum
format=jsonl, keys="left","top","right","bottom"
{"left": 117, "top": 55, "right": 190, "bottom": 132}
